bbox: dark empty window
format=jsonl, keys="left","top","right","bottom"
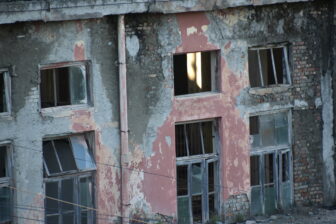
{"left": 0, "top": 145, "right": 12, "bottom": 224}
{"left": 40, "top": 63, "right": 88, "bottom": 108}
{"left": 174, "top": 51, "right": 217, "bottom": 95}
{"left": 248, "top": 46, "right": 290, "bottom": 87}
{"left": 0, "top": 71, "right": 10, "bottom": 113}
{"left": 176, "top": 121, "right": 218, "bottom": 223}
{"left": 43, "top": 134, "right": 96, "bottom": 224}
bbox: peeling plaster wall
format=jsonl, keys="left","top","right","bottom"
{"left": 125, "top": 1, "right": 329, "bottom": 221}
{"left": 0, "top": 18, "right": 122, "bottom": 223}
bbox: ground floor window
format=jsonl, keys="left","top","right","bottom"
{"left": 176, "top": 120, "right": 219, "bottom": 224}
{"left": 249, "top": 111, "right": 292, "bottom": 215}
{"left": 43, "top": 134, "right": 96, "bottom": 224}
{"left": 0, "top": 144, "right": 12, "bottom": 224}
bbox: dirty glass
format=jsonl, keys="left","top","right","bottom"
{"left": 43, "top": 141, "right": 61, "bottom": 174}
{"left": 208, "top": 162, "right": 215, "bottom": 192}
{"left": 70, "top": 66, "right": 87, "bottom": 104}
{"left": 250, "top": 156, "right": 260, "bottom": 186}
{"left": 275, "top": 112, "right": 288, "bottom": 145}
{"left": 175, "top": 125, "right": 187, "bottom": 157}
{"left": 177, "top": 165, "right": 188, "bottom": 196}
{"left": 0, "top": 187, "right": 11, "bottom": 223}
{"left": 264, "top": 154, "right": 274, "bottom": 184}
{"left": 250, "top": 116, "right": 260, "bottom": 148}
{"left": 191, "top": 163, "right": 202, "bottom": 195}
{"left": 0, "top": 72, "right": 7, "bottom": 113}
{"left": 187, "top": 123, "right": 203, "bottom": 155}
{"left": 40, "top": 69, "right": 55, "bottom": 108}
{"left": 248, "top": 50, "right": 262, "bottom": 87}
{"left": 282, "top": 152, "right": 290, "bottom": 182}
{"left": 264, "top": 185, "right": 276, "bottom": 214}
{"left": 178, "top": 197, "right": 190, "bottom": 224}
{"left": 54, "top": 139, "right": 77, "bottom": 172}
{"left": 71, "top": 135, "right": 95, "bottom": 170}
{"left": 80, "top": 177, "right": 94, "bottom": 224}
{"left": 61, "top": 179, "right": 74, "bottom": 212}
{"left": 260, "top": 114, "right": 275, "bottom": 147}
{"left": 202, "top": 122, "right": 213, "bottom": 154}
{"left": 192, "top": 195, "right": 202, "bottom": 223}
{"left": 46, "top": 181, "right": 59, "bottom": 215}
{"left": 0, "top": 146, "right": 7, "bottom": 177}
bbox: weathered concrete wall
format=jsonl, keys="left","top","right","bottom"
{"left": 125, "top": 1, "right": 329, "bottom": 222}
{"left": 0, "top": 18, "right": 122, "bottom": 223}
{"left": 0, "top": 0, "right": 313, "bottom": 25}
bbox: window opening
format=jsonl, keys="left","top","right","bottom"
{"left": 249, "top": 112, "right": 292, "bottom": 215}
{"left": 174, "top": 51, "right": 218, "bottom": 95}
{"left": 40, "top": 63, "right": 88, "bottom": 108}
{"left": 248, "top": 46, "right": 290, "bottom": 87}
{"left": 43, "top": 134, "right": 96, "bottom": 224}
{"left": 0, "top": 145, "right": 12, "bottom": 224}
{"left": 176, "top": 121, "right": 218, "bottom": 223}
{"left": 0, "top": 71, "right": 10, "bottom": 113}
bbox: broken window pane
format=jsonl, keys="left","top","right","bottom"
{"left": 54, "top": 139, "right": 77, "bottom": 172}
{"left": 174, "top": 51, "right": 216, "bottom": 96}
{"left": 187, "top": 123, "right": 203, "bottom": 156}
{"left": 0, "top": 72, "right": 7, "bottom": 113}
{"left": 177, "top": 165, "right": 188, "bottom": 196}
{"left": 0, "top": 187, "right": 11, "bottom": 223}
{"left": 250, "top": 116, "right": 260, "bottom": 148}
{"left": 0, "top": 146, "right": 7, "bottom": 177}
{"left": 248, "top": 46, "right": 289, "bottom": 87}
{"left": 43, "top": 141, "right": 61, "bottom": 174}
{"left": 178, "top": 197, "right": 190, "bottom": 224}
{"left": 40, "top": 63, "right": 88, "bottom": 108}
{"left": 192, "top": 195, "right": 202, "bottom": 223}
{"left": 191, "top": 163, "right": 202, "bottom": 195}
{"left": 176, "top": 125, "right": 188, "bottom": 157}
{"left": 264, "top": 154, "right": 274, "bottom": 184}
{"left": 250, "top": 156, "right": 260, "bottom": 186}
{"left": 202, "top": 122, "right": 213, "bottom": 154}
{"left": 71, "top": 135, "right": 95, "bottom": 170}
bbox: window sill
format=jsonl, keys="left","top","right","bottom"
{"left": 40, "top": 104, "right": 93, "bottom": 117}
{"left": 0, "top": 112, "right": 12, "bottom": 121}
{"left": 249, "top": 85, "right": 291, "bottom": 96}
{"left": 174, "top": 91, "right": 220, "bottom": 99}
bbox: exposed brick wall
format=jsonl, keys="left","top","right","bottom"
{"left": 223, "top": 194, "right": 250, "bottom": 223}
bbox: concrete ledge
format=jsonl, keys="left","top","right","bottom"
{"left": 0, "top": 0, "right": 314, "bottom": 24}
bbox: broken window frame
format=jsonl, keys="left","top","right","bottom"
{"left": 176, "top": 120, "right": 220, "bottom": 223}
{"left": 43, "top": 133, "right": 96, "bottom": 224}
{"left": 39, "top": 61, "right": 92, "bottom": 109}
{"left": 0, "top": 68, "right": 11, "bottom": 115}
{"left": 0, "top": 143, "right": 13, "bottom": 224}
{"left": 248, "top": 43, "right": 291, "bottom": 88}
{"left": 173, "top": 50, "right": 219, "bottom": 96}
{"left": 249, "top": 110, "right": 293, "bottom": 215}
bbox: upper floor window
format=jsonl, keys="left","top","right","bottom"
{"left": 0, "top": 144, "right": 12, "bottom": 224}
{"left": 0, "top": 69, "right": 11, "bottom": 114}
{"left": 40, "top": 62, "right": 90, "bottom": 108}
{"left": 248, "top": 45, "right": 290, "bottom": 88}
{"left": 43, "top": 134, "right": 96, "bottom": 224}
{"left": 174, "top": 51, "right": 218, "bottom": 96}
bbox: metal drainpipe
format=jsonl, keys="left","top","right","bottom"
{"left": 118, "top": 14, "right": 129, "bottom": 224}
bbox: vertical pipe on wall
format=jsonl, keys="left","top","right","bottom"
{"left": 118, "top": 14, "right": 129, "bottom": 223}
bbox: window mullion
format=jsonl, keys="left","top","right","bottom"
{"left": 283, "top": 47, "right": 291, "bottom": 84}
{"left": 257, "top": 50, "right": 264, "bottom": 87}
{"left": 58, "top": 180, "right": 62, "bottom": 224}
{"left": 199, "top": 123, "right": 205, "bottom": 155}
{"left": 203, "top": 160, "right": 209, "bottom": 222}
{"left": 270, "top": 49, "right": 278, "bottom": 84}
{"left": 188, "top": 164, "right": 192, "bottom": 224}
{"left": 184, "top": 125, "right": 190, "bottom": 156}
{"left": 53, "top": 69, "right": 57, "bottom": 106}
{"left": 52, "top": 140, "right": 63, "bottom": 173}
